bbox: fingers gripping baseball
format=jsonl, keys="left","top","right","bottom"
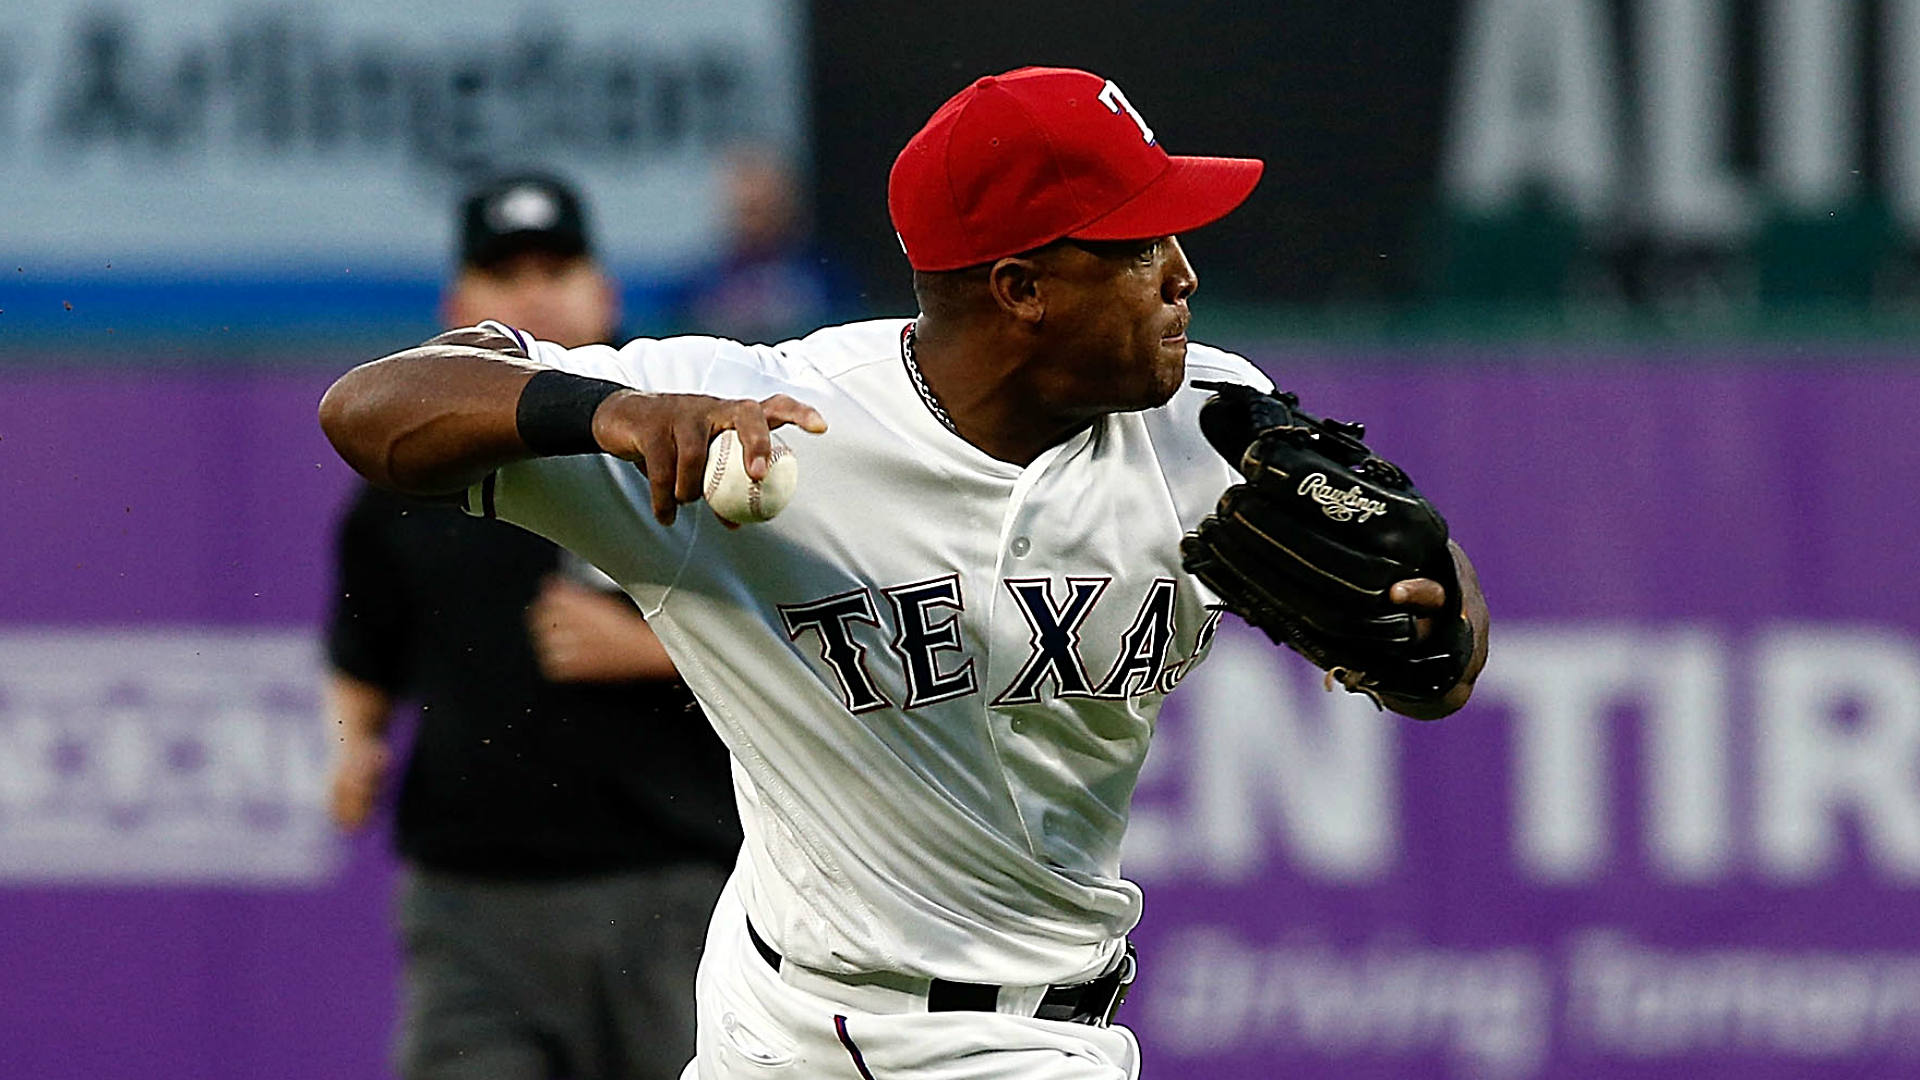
{"left": 751, "top": 395, "right": 828, "bottom": 473}
{"left": 674, "top": 412, "right": 714, "bottom": 507}
{"left": 592, "top": 391, "right": 826, "bottom": 525}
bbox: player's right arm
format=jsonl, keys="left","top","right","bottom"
{"left": 318, "top": 323, "right": 826, "bottom": 525}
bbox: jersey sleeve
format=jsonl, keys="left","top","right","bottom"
{"left": 475, "top": 319, "right": 736, "bottom": 394}
{"left": 457, "top": 321, "right": 778, "bottom": 610}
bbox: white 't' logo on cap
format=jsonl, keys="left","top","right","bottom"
{"left": 1097, "top": 80, "right": 1155, "bottom": 145}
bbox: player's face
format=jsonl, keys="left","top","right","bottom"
{"left": 1032, "top": 236, "right": 1197, "bottom": 415}
{"left": 444, "top": 252, "right": 619, "bottom": 349}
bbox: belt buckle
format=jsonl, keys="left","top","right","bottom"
{"left": 1091, "top": 942, "right": 1137, "bottom": 1027}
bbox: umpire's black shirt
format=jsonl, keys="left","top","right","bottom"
{"left": 326, "top": 484, "right": 741, "bottom": 878}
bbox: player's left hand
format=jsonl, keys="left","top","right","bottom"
{"left": 1372, "top": 543, "right": 1489, "bottom": 719}
{"left": 1387, "top": 578, "right": 1447, "bottom": 642}
{"left": 1180, "top": 380, "right": 1488, "bottom": 719}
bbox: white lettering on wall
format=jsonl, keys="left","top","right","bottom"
{"left": 1477, "top": 627, "right": 1734, "bottom": 883}
{"left": 0, "top": 0, "right": 807, "bottom": 270}
{"left": 1445, "top": 0, "right": 1907, "bottom": 236}
{"left": 1481, "top": 628, "right": 1638, "bottom": 882}
{"left": 1756, "top": 626, "right": 1920, "bottom": 881}
{"left": 1444, "top": 0, "right": 1620, "bottom": 219}
{"left": 1145, "top": 927, "right": 1551, "bottom": 1077}
{"left": 1128, "top": 629, "right": 1395, "bottom": 882}
{"left": 1567, "top": 927, "right": 1920, "bottom": 1055}
{"left": 1131, "top": 622, "right": 1920, "bottom": 887}
{"left": 1885, "top": 0, "right": 1920, "bottom": 230}
{"left": 1639, "top": 0, "right": 1751, "bottom": 239}
{"left": 1641, "top": 630, "right": 1734, "bottom": 881}
{"left": 0, "top": 629, "right": 335, "bottom": 884}
{"left": 1763, "top": 0, "right": 1857, "bottom": 209}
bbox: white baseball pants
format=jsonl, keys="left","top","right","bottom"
{"left": 679, "top": 876, "right": 1140, "bottom": 1079}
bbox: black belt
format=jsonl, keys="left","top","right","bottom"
{"left": 745, "top": 918, "right": 1135, "bottom": 1027}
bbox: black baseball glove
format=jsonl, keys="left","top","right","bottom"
{"left": 1179, "top": 381, "right": 1473, "bottom": 708}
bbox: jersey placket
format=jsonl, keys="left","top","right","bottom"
{"left": 974, "top": 431, "right": 1095, "bottom": 861}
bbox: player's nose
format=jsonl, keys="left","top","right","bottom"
{"left": 1162, "top": 237, "right": 1197, "bottom": 302}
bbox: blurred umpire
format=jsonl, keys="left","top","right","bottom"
{"left": 324, "top": 173, "right": 741, "bottom": 1080}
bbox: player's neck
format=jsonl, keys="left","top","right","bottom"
{"left": 911, "top": 316, "right": 1088, "bottom": 466}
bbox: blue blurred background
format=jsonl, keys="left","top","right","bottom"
{"left": 4, "top": 2, "right": 1919, "bottom": 1078}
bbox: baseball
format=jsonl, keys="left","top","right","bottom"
{"left": 703, "top": 429, "right": 797, "bottom": 524}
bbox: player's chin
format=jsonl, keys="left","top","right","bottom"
{"left": 1102, "top": 344, "right": 1185, "bottom": 413}
{"left": 1147, "top": 342, "right": 1187, "bottom": 403}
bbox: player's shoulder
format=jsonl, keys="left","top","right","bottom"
{"left": 771, "top": 317, "right": 913, "bottom": 379}
{"left": 607, "top": 318, "right": 907, "bottom": 385}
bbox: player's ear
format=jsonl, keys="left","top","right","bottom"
{"left": 986, "top": 256, "right": 1046, "bottom": 327}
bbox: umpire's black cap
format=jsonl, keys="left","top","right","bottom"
{"left": 458, "top": 173, "right": 592, "bottom": 268}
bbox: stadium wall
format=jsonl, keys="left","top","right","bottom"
{"left": 2, "top": 351, "right": 1915, "bottom": 1079}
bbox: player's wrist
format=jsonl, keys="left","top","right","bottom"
{"left": 587, "top": 388, "right": 647, "bottom": 457}
{"left": 515, "top": 370, "right": 629, "bottom": 456}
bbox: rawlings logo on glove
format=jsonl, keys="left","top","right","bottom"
{"left": 1179, "top": 381, "right": 1473, "bottom": 708}
{"left": 1297, "top": 473, "right": 1390, "bottom": 523}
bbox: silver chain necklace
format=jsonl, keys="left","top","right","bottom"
{"left": 900, "top": 322, "right": 960, "bottom": 436}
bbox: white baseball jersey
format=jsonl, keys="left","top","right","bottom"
{"left": 461, "top": 317, "right": 1272, "bottom": 988}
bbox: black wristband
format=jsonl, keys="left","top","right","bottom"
{"left": 515, "top": 369, "right": 626, "bottom": 456}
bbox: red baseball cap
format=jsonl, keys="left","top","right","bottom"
{"left": 889, "top": 66, "right": 1265, "bottom": 272}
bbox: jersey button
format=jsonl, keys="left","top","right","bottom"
{"left": 1010, "top": 536, "right": 1031, "bottom": 557}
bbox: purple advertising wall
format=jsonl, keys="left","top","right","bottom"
{"left": 2, "top": 357, "right": 1918, "bottom": 1079}
{"left": 0, "top": 369, "right": 398, "bottom": 1080}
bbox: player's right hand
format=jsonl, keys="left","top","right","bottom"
{"left": 590, "top": 392, "right": 827, "bottom": 525}
{"left": 327, "top": 735, "right": 391, "bottom": 830}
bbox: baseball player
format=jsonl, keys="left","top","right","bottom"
{"left": 319, "top": 67, "right": 1489, "bottom": 1079}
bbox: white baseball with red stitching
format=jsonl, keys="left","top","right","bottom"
{"left": 703, "top": 429, "right": 797, "bottom": 524}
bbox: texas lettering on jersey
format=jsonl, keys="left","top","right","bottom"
{"left": 779, "top": 574, "right": 1224, "bottom": 713}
